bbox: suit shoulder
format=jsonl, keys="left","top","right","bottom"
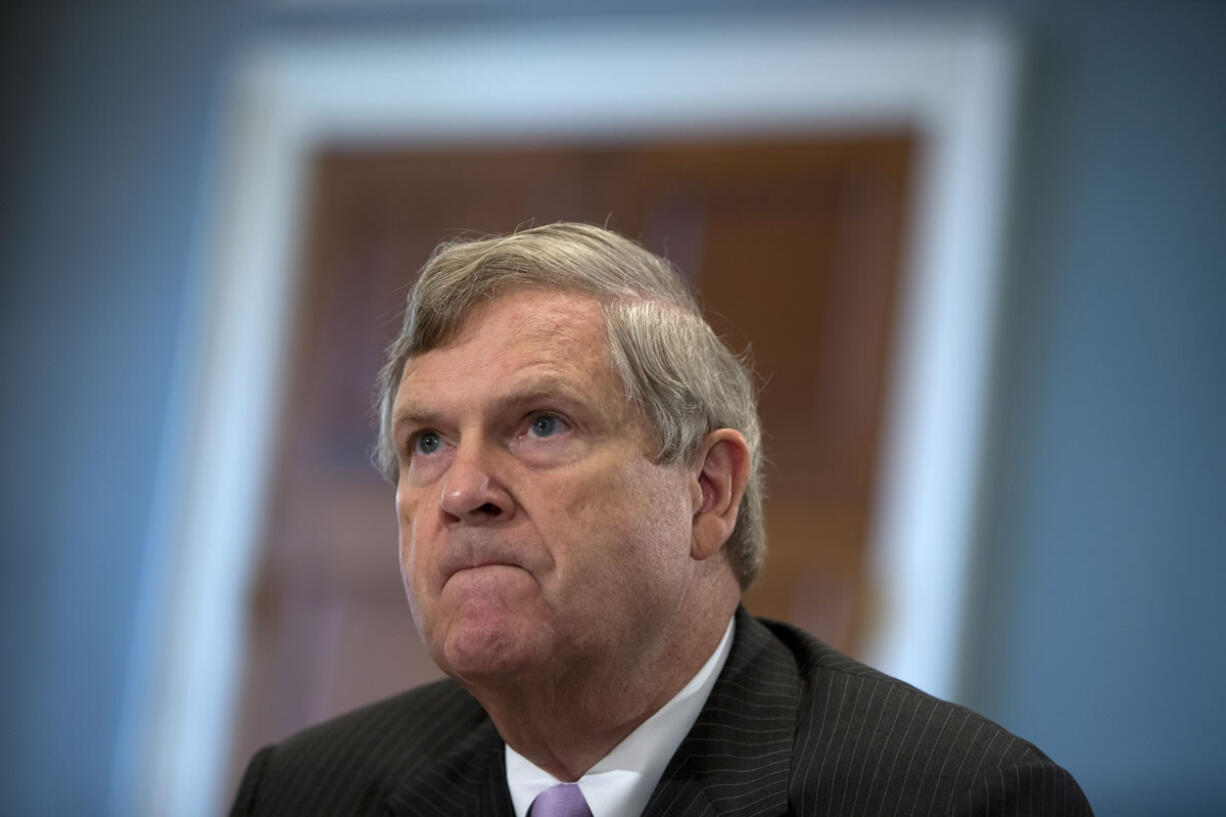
{"left": 278, "top": 677, "right": 481, "bottom": 754}
{"left": 231, "top": 679, "right": 491, "bottom": 815}
{"left": 762, "top": 617, "right": 1039, "bottom": 757}
{"left": 757, "top": 618, "right": 1093, "bottom": 814}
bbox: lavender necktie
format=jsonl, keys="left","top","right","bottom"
{"left": 528, "top": 783, "right": 593, "bottom": 817}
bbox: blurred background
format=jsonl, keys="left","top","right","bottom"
{"left": 2, "top": 2, "right": 1223, "bottom": 816}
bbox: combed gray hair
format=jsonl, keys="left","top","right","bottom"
{"left": 374, "top": 222, "right": 766, "bottom": 589}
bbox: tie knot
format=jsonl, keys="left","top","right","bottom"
{"left": 529, "top": 783, "right": 593, "bottom": 817}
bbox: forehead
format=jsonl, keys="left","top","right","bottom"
{"left": 395, "top": 289, "right": 619, "bottom": 405}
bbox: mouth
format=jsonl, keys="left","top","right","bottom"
{"left": 440, "top": 558, "right": 529, "bottom": 587}
{"left": 431, "top": 530, "right": 548, "bottom": 598}
{"left": 440, "top": 562, "right": 534, "bottom": 599}
{"left": 451, "top": 560, "right": 519, "bottom": 575}
{"left": 437, "top": 536, "right": 534, "bottom": 585}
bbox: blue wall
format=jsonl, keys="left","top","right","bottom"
{"left": 2, "top": 2, "right": 1222, "bottom": 814}
{"left": 1, "top": 4, "right": 240, "bottom": 812}
{"left": 960, "top": 4, "right": 1226, "bottom": 815}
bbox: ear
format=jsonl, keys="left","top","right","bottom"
{"left": 690, "top": 428, "right": 752, "bottom": 562}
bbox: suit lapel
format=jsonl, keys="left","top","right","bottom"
{"left": 642, "top": 607, "right": 799, "bottom": 817}
{"left": 383, "top": 718, "right": 514, "bottom": 817}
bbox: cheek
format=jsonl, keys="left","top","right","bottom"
{"left": 558, "top": 462, "right": 692, "bottom": 574}
{"left": 397, "top": 512, "right": 440, "bottom": 646}
{"left": 396, "top": 490, "right": 433, "bottom": 592}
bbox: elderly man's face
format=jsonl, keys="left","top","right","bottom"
{"left": 392, "top": 290, "right": 699, "bottom": 684}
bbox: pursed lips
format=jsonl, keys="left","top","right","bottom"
{"left": 436, "top": 541, "right": 536, "bottom": 586}
{"left": 449, "top": 561, "right": 522, "bottom": 576}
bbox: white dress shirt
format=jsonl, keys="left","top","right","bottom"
{"left": 505, "top": 616, "right": 736, "bottom": 817}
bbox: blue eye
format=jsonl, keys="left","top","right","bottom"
{"left": 414, "top": 430, "right": 443, "bottom": 455}
{"left": 528, "top": 413, "right": 567, "bottom": 438}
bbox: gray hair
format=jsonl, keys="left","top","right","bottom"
{"left": 374, "top": 223, "right": 765, "bottom": 589}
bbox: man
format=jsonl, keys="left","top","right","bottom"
{"left": 231, "top": 223, "right": 1092, "bottom": 816}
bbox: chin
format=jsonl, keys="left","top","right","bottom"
{"left": 430, "top": 603, "right": 552, "bottom": 683}
{"left": 439, "top": 624, "right": 545, "bottom": 683}
{"left": 425, "top": 569, "right": 552, "bottom": 680}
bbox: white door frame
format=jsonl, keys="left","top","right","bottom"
{"left": 125, "top": 17, "right": 1021, "bottom": 817}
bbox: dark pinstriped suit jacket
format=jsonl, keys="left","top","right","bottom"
{"left": 230, "top": 607, "right": 1092, "bottom": 816}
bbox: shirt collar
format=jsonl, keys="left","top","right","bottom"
{"left": 505, "top": 616, "right": 736, "bottom": 817}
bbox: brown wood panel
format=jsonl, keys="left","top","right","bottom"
{"left": 230, "top": 133, "right": 915, "bottom": 784}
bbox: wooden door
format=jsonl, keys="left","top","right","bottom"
{"left": 230, "top": 133, "right": 914, "bottom": 783}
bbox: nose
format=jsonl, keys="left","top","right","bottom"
{"left": 438, "top": 442, "right": 514, "bottom": 525}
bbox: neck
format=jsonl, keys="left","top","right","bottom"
{"left": 466, "top": 578, "right": 740, "bottom": 781}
